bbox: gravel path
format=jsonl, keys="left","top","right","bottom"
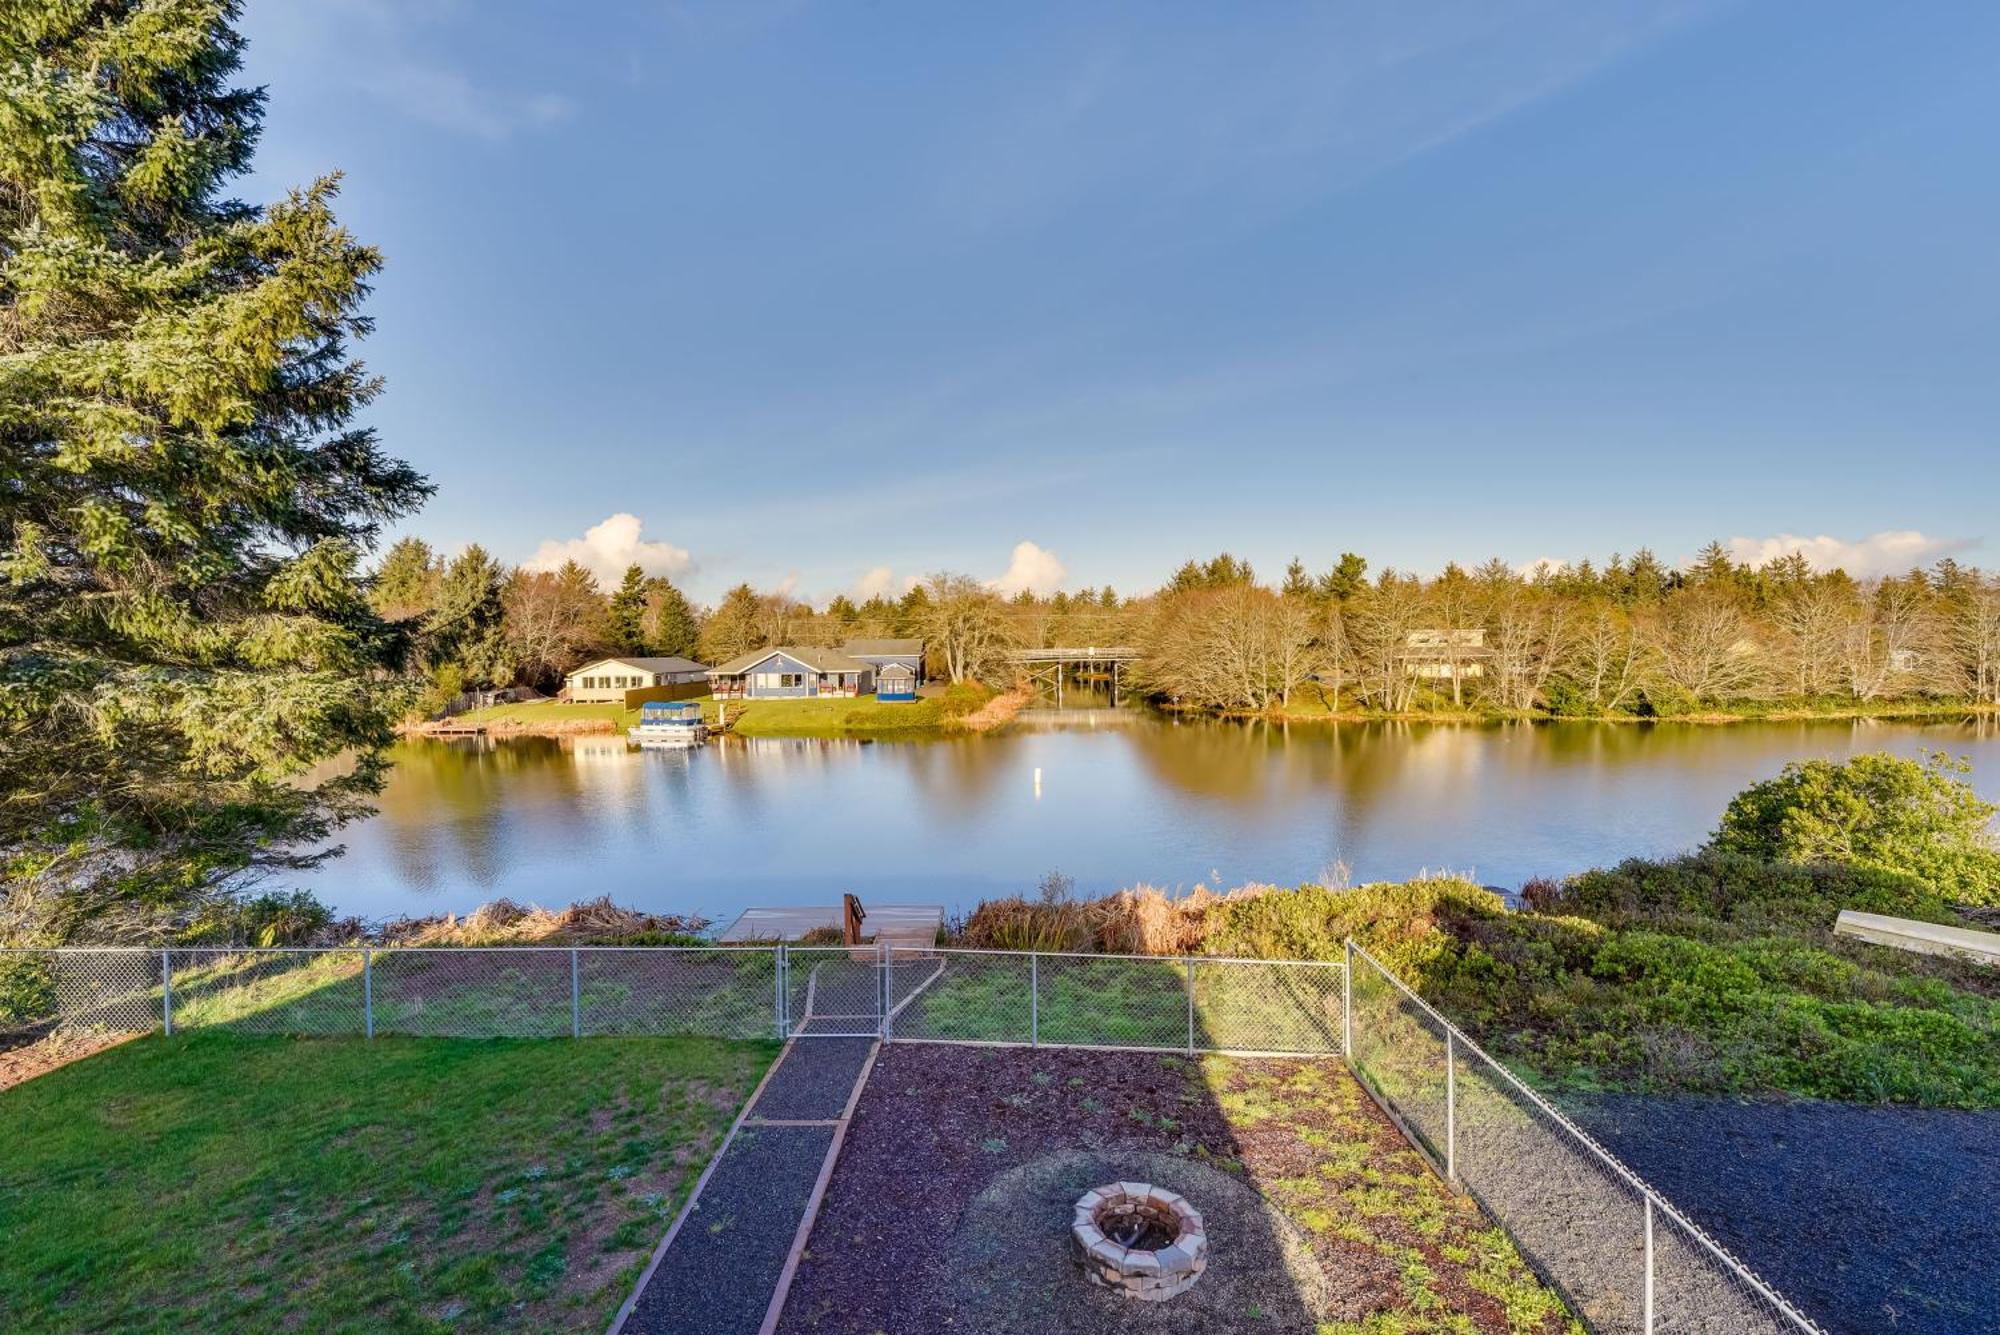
{"left": 620, "top": 1039, "right": 877, "bottom": 1335}
{"left": 1571, "top": 1096, "right": 2000, "bottom": 1335}
{"left": 752, "top": 1038, "right": 874, "bottom": 1121}
{"left": 622, "top": 1122, "right": 838, "bottom": 1335}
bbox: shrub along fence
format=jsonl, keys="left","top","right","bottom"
{"left": 1, "top": 942, "right": 1821, "bottom": 1334}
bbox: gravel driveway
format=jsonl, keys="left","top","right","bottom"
{"left": 1572, "top": 1095, "right": 2000, "bottom": 1335}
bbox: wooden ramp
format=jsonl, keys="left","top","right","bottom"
{"left": 719, "top": 903, "right": 944, "bottom": 950}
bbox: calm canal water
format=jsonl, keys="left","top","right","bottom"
{"left": 297, "top": 714, "right": 2000, "bottom": 926}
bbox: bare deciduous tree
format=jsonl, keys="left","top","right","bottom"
{"left": 1651, "top": 588, "right": 1765, "bottom": 703}
{"left": 915, "top": 573, "right": 1017, "bottom": 683}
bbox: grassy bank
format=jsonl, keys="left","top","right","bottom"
{"left": 1244, "top": 683, "right": 1999, "bottom": 725}
{"left": 0, "top": 1035, "right": 774, "bottom": 1333}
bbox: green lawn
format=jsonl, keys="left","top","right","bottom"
{"left": 458, "top": 694, "right": 947, "bottom": 737}
{"left": 896, "top": 954, "right": 1343, "bottom": 1053}
{"left": 0, "top": 1034, "right": 775, "bottom": 1333}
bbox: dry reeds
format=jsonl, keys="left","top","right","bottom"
{"left": 379, "top": 896, "right": 710, "bottom": 946}
{"left": 952, "top": 882, "right": 1278, "bottom": 955}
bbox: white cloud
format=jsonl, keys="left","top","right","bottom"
{"left": 1723, "top": 530, "right": 1971, "bottom": 579}
{"left": 522, "top": 513, "right": 692, "bottom": 587}
{"left": 986, "top": 540, "right": 1068, "bottom": 596}
{"left": 851, "top": 566, "right": 899, "bottom": 600}
{"left": 360, "top": 61, "right": 573, "bottom": 140}
{"left": 1516, "top": 557, "right": 1568, "bottom": 579}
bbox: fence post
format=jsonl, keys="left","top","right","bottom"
{"left": 880, "top": 941, "right": 892, "bottom": 1042}
{"left": 363, "top": 949, "right": 374, "bottom": 1040}
{"left": 570, "top": 948, "right": 582, "bottom": 1040}
{"left": 1445, "top": 1028, "right": 1457, "bottom": 1184}
{"left": 1342, "top": 939, "right": 1353, "bottom": 1061}
{"left": 1184, "top": 957, "right": 1195, "bottom": 1056}
{"left": 160, "top": 949, "right": 173, "bottom": 1037}
{"left": 775, "top": 946, "right": 787, "bottom": 1040}
{"left": 1643, "top": 1193, "right": 1656, "bottom": 1334}
{"left": 1030, "top": 952, "right": 1039, "bottom": 1047}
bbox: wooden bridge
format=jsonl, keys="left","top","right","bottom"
{"left": 1009, "top": 646, "right": 1138, "bottom": 707}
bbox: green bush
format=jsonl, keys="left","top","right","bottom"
{"left": 1711, "top": 751, "right": 2000, "bottom": 906}
{"left": 179, "top": 891, "right": 335, "bottom": 947}
{"left": 0, "top": 953, "right": 55, "bottom": 1028}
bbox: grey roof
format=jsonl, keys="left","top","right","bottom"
{"left": 570, "top": 656, "right": 709, "bottom": 677}
{"left": 840, "top": 638, "right": 923, "bottom": 658}
{"left": 708, "top": 646, "right": 872, "bottom": 676}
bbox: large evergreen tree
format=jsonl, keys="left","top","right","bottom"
{"left": 641, "top": 577, "right": 700, "bottom": 659}
{"left": 606, "top": 564, "right": 647, "bottom": 655}
{"left": 0, "top": 3, "right": 428, "bottom": 941}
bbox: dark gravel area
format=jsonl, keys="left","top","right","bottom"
{"left": 623, "top": 1122, "right": 838, "bottom": 1335}
{"left": 1572, "top": 1095, "right": 2000, "bottom": 1335}
{"left": 777, "top": 1045, "right": 1571, "bottom": 1334}
{"left": 752, "top": 1039, "right": 874, "bottom": 1121}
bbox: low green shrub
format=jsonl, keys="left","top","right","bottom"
{"left": 1711, "top": 751, "right": 2000, "bottom": 906}
{"left": 0, "top": 953, "right": 55, "bottom": 1028}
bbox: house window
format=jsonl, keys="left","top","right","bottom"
{"left": 780, "top": 673, "right": 804, "bottom": 688}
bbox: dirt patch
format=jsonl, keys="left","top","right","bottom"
{"left": 777, "top": 1045, "right": 1573, "bottom": 1334}
{"left": 0, "top": 1030, "right": 138, "bottom": 1092}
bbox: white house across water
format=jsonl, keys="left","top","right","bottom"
{"left": 565, "top": 656, "right": 710, "bottom": 703}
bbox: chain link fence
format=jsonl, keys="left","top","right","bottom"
{"left": 1343, "top": 940, "right": 1825, "bottom": 1334}
{"left": 3, "top": 941, "right": 1823, "bottom": 1332}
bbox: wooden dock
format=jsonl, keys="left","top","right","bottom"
{"left": 719, "top": 903, "right": 944, "bottom": 950}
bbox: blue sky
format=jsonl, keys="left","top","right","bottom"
{"left": 238, "top": 1, "right": 2000, "bottom": 603}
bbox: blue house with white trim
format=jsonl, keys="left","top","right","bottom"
{"left": 705, "top": 639, "right": 925, "bottom": 701}
{"left": 707, "top": 646, "right": 874, "bottom": 700}
{"left": 839, "top": 639, "right": 923, "bottom": 701}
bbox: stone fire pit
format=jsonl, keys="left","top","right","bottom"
{"left": 1071, "top": 1181, "right": 1208, "bottom": 1301}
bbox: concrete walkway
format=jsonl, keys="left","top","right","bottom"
{"left": 614, "top": 1038, "right": 877, "bottom": 1335}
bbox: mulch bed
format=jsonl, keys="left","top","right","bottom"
{"left": 777, "top": 1045, "right": 1573, "bottom": 1334}
{"left": 0, "top": 1029, "right": 138, "bottom": 1094}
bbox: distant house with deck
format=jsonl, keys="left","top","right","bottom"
{"left": 565, "top": 656, "right": 709, "bottom": 703}
{"left": 1401, "top": 629, "right": 1488, "bottom": 680}
{"left": 705, "top": 639, "right": 926, "bottom": 701}
{"left": 708, "top": 646, "right": 876, "bottom": 700}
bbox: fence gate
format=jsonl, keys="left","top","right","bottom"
{"left": 782, "top": 945, "right": 884, "bottom": 1038}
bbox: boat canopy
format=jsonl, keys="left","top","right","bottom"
{"left": 640, "top": 700, "right": 703, "bottom": 719}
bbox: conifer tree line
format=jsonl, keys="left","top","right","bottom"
{"left": 376, "top": 539, "right": 2000, "bottom": 718}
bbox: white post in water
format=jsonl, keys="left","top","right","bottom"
{"left": 363, "top": 949, "right": 374, "bottom": 1040}
{"left": 160, "top": 950, "right": 173, "bottom": 1037}
{"left": 1445, "top": 1029, "right": 1457, "bottom": 1183}
{"left": 1643, "top": 1193, "right": 1656, "bottom": 1334}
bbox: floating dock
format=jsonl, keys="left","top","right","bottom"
{"left": 718, "top": 903, "right": 945, "bottom": 950}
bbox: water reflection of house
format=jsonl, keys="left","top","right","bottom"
{"left": 1401, "top": 629, "right": 1488, "bottom": 679}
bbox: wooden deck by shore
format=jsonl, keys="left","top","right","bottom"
{"left": 718, "top": 903, "right": 944, "bottom": 950}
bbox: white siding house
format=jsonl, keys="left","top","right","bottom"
{"left": 565, "top": 656, "right": 709, "bottom": 703}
